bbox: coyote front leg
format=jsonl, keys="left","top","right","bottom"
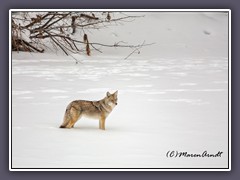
{"left": 99, "top": 114, "right": 106, "bottom": 130}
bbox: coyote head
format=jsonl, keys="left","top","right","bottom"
{"left": 105, "top": 91, "right": 118, "bottom": 107}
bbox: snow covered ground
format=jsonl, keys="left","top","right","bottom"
{"left": 11, "top": 11, "right": 229, "bottom": 169}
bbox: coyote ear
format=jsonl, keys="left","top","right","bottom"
{"left": 114, "top": 90, "right": 118, "bottom": 96}
{"left": 106, "top": 92, "right": 111, "bottom": 97}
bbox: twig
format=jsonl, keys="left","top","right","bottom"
{"left": 45, "top": 13, "right": 71, "bottom": 29}
{"left": 29, "top": 33, "right": 155, "bottom": 49}
{"left": 22, "top": 40, "right": 44, "bottom": 53}
{"left": 30, "top": 13, "right": 56, "bottom": 33}
{"left": 76, "top": 15, "right": 144, "bottom": 28}
{"left": 24, "top": 12, "right": 53, "bottom": 29}
{"left": 90, "top": 44, "right": 103, "bottom": 53}
{"left": 49, "top": 36, "right": 68, "bottom": 56}
{"left": 80, "top": 13, "right": 99, "bottom": 20}
{"left": 124, "top": 40, "right": 153, "bottom": 60}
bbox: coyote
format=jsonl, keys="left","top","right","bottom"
{"left": 59, "top": 91, "right": 118, "bottom": 130}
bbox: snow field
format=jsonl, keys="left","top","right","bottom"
{"left": 11, "top": 11, "right": 229, "bottom": 169}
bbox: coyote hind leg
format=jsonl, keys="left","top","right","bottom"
{"left": 60, "top": 107, "right": 81, "bottom": 128}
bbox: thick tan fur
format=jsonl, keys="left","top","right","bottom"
{"left": 60, "top": 91, "right": 118, "bottom": 130}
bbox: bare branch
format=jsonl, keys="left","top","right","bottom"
{"left": 80, "top": 13, "right": 99, "bottom": 20}
{"left": 11, "top": 11, "right": 153, "bottom": 61}
{"left": 23, "top": 12, "right": 53, "bottom": 29}
{"left": 124, "top": 41, "right": 146, "bottom": 60}
{"left": 30, "top": 13, "right": 57, "bottom": 33}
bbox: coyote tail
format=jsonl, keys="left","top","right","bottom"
{"left": 59, "top": 107, "right": 71, "bottom": 128}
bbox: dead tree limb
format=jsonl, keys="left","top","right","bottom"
{"left": 11, "top": 12, "right": 153, "bottom": 59}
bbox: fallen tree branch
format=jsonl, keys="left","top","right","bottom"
{"left": 12, "top": 12, "right": 153, "bottom": 60}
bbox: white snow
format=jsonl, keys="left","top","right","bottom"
{"left": 11, "top": 11, "right": 229, "bottom": 169}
